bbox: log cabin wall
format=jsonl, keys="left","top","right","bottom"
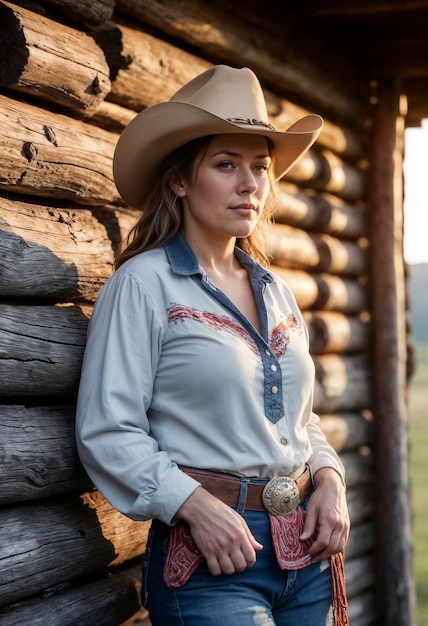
{"left": 0, "top": 1, "right": 387, "bottom": 624}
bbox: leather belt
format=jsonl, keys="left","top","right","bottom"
{"left": 182, "top": 465, "right": 312, "bottom": 516}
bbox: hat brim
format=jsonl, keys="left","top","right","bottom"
{"left": 113, "top": 102, "right": 323, "bottom": 209}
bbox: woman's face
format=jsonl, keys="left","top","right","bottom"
{"left": 173, "top": 134, "right": 272, "bottom": 246}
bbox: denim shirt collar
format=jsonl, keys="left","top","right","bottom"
{"left": 164, "top": 232, "right": 275, "bottom": 285}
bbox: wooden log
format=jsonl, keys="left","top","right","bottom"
{"left": 0, "top": 563, "right": 145, "bottom": 626}
{"left": 340, "top": 449, "right": 374, "bottom": 490}
{"left": 0, "top": 1, "right": 110, "bottom": 114}
{"left": 92, "top": 18, "right": 211, "bottom": 112}
{"left": 346, "top": 522, "right": 375, "bottom": 561}
{"left": 0, "top": 195, "right": 137, "bottom": 299}
{"left": 313, "top": 354, "right": 371, "bottom": 414}
{"left": 303, "top": 310, "right": 370, "bottom": 354}
{"left": 0, "top": 303, "right": 88, "bottom": 396}
{"left": 0, "top": 405, "right": 91, "bottom": 505}
{"left": 115, "top": 0, "right": 369, "bottom": 126}
{"left": 347, "top": 591, "right": 377, "bottom": 626}
{"left": 274, "top": 183, "right": 367, "bottom": 240}
{"left": 85, "top": 100, "right": 137, "bottom": 132}
{"left": 268, "top": 223, "right": 366, "bottom": 277}
{"left": 285, "top": 148, "right": 367, "bottom": 202}
{"left": 319, "top": 411, "right": 374, "bottom": 453}
{"left": 40, "top": 0, "right": 115, "bottom": 27}
{"left": 345, "top": 555, "right": 376, "bottom": 598}
{"left": 272, "top": 266, "right": 368, "bottom": 314}
{"left": 0, "top": 94, "right": 120, "bottom": 205}
{"left": 0, "top": 491, "right": 150, "bottom": 609}
{"left": 346, "top": 485, "right": 375, "bottom": 526}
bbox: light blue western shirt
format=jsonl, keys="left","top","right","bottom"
{"left": 75, "top": 233, "right": 344, "bottom": 524}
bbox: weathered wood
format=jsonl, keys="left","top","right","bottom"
{"left": 340, "top": 449, "right": 374, "bottom": 489}
{"left": 319, "top": 411, "right": 374, "bottom": 453}
{"left": 86, "top": 100, "right": 137, "bottom": 132}
{"left": 346, "top": 485, "right": 375, "bottom": 527}
{"left": 0, "top": 491, "right": 150, "bottom": 609}
{"left": 0, "top": 1, "right": 110, "bottom": 114}
{"left": 269, "top": 223, "right": 366, "bottom": 277}
{"left": 345, "top": 555, "right": 376, "bottom": 599}
{"left": 272, "top": 266, "right": 368, "bottom": 314}
{"left": 347, "top": 591, "right": 377, "bottom": 626}
{"left": 92, "top": 18, "right": 211, "bottom": 112}
{"left": 313, "top": 354, "right": 371, "bottom": 414}
{"left": 367, "top": 78, "right": 416, "bottom": 625}
{"left": 303, "top": 310, "right": 370, "bottom": 354}
{"left": 0, "top": 94, "right": 119, "bottom": 205}
{"left": 275, "top": 183, "right": 367, "bottom": 240}
{"left": 0, "top": 195, "right": 137, "bottom": 299}
{"left": 285, "top": 148, "right": 367, "bottom": 203}
{"left": 0, "top": 562, "right": 145, "bottom": 626}
{"left": 0, "top": 303, "right": 88, "bottom": 396}
{"left": 115, "top": 0, "right": 369, "bottom": 126}
{"left": 346, "top": 521, "right": 374, "bottom": 561}
{"left": 0, "top": 405, "right": 91, "bottom": 505}
{"left": 41, "top": 0, "right": 115, "bottom": 27}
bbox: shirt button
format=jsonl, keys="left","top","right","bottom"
{"left": 271, "top": 386, "right": 278, "bottom": 394}
{"left": 280, "top": 437, "right": 288, "bottom": 446}
{"left": 265, "top": 349, "right": 271, "bottom": 357}
{"left": 270, "top": 364, "right": 277, "bottom": 372}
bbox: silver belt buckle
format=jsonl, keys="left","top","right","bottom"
{"left": 262, "top": 476, "right": 300, "bottom": 516}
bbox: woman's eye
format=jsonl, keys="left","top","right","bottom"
{"left": 254, "top": 164, "right": 268, "bottom": 173}
{"left": 218, "top": 161, "right": 233, "bottom": 170}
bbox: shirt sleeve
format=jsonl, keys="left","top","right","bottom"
{"left": 75, "top": 269, "right": 200, "bottom": 524}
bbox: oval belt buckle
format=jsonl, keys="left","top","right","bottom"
{"left": 262, "top": 476, "right": 300, "bottom": 516}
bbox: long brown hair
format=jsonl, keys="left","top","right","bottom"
{"left": 115, "top": 135, "right": 277, "bottom": 269}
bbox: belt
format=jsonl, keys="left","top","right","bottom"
{"left": 182, "top": 465, "right": 313, "bottom": 516}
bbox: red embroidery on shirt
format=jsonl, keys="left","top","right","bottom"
{"left": 269, "top": 313, "right": 302, "bottom": 359}
{"left": 167, "top": 305, "right": 302, "bottom": 359}
{"left": 168, "top": 304, "right": 259, "bottom": 355}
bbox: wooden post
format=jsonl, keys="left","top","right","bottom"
{"left": 367, "top": 76, "right": 416, "bottom": 625}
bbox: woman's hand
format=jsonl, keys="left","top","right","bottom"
{"left": 176, "top": 487, "right": 263, "bottom": 576}
{"left": 300, "top": 467, "right": 350, "bottom": 562}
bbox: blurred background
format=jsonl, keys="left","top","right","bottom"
{"left": 404, "top": 120, "right": 428, "bottom": 626}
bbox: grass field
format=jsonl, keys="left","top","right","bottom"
{"left": 409, "top": 344, "right": 428, "bottom": 626}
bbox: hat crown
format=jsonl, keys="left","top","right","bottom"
{"left": 170, "top": 65, "right": 270, "bottom": 126}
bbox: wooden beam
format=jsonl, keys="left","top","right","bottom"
{"left": 0, "top": 1, "right": 111, "bottom": 114}
{"left": 367, "top": 77, "right": 416, "bottom": 625}
{"left": 0, "top": 94, "right": 119, "bottom": 205}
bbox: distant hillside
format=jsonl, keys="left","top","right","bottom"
{"left": 408, "top": 263, "right": 428, "bottom": 344}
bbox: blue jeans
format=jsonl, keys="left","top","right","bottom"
{"left": 142, "top": 509, "right": 334, "bottom": 626}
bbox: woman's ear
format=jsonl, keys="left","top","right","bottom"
{"left": 169, "top": 176, "right": 187, "bottom": 197}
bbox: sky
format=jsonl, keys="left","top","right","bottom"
{"left": 403, "top": 119, "right": 428, "bottom": 265}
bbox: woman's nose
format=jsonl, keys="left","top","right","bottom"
{"left": 237, "top": 167, "right": 258, "bottom": 194}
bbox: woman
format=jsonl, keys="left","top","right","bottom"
{"left": 76, "top": 65, "right": 350, "bottom": 625}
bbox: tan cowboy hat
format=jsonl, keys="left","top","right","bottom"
{"left": 113, "top": 65, "right": 323, "bottom": 209}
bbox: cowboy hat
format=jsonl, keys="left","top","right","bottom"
{"left": 113, "top": 65, "right": 323, "bottom": 209}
